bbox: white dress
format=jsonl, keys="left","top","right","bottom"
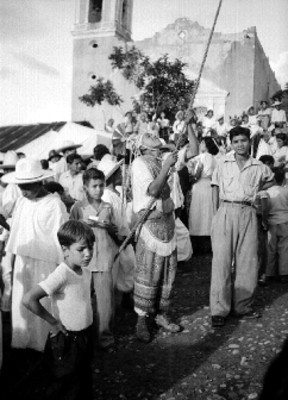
{"left": 188, "top": 153, "right": 216, "bottom": 236}
{"left": 6, "top": 193, "right": 68, "bottom": 351}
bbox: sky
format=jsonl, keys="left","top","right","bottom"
{"left": 0, "top": 0, "right": 288, "bottom": 126}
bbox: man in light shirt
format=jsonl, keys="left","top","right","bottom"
{"left": 59, "top": 153, "right": 85, "bottom": 201}
{"left": 271, "top": 100, "right": 287, "bottom": 128}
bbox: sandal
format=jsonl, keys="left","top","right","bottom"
{"left": 211, "top": 315, "right": 225, "bottom": 327}
{"left": 155, "top": 314, "right": 181, "bottom": 333}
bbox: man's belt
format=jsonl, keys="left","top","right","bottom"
{"left": 223, "top": 200, "right": 253, "bottom": 207}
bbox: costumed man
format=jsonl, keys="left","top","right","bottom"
{"left": 130, "top": 112, "right": 198, "bottom": 343}
{"left": 131, "top": 132, "right": 179, "bottom": 343}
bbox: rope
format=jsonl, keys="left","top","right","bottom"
{"left": 115, "top": 0, "right": 224, "bottom": 260}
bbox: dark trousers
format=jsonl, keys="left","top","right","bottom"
{"left": 43, "top": 327, "right": 93, "bottom": 400}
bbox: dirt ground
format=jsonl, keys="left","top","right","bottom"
{"left": 1, "top": 252, "right": 288, "bottom": 400}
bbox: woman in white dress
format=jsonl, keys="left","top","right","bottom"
{"left": 273, "top": 133, "right": 288, "bottom": 167}
{"left": 188, "top": 137, "right": 218, "bottom": 238}
{"left": 2, "top": 158, "right": 68, "bottom": 352}
{"left": 172, "top": 111, "right": 185, "bottom": 143}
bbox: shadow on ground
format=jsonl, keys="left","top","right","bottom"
{"left": 1, "top": 253, "right": 287, "bottom": 400}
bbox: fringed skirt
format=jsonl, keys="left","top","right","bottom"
{"left": 134, "top": 212, "right": 177, "bottom": 315}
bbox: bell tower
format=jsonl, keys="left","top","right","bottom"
{"left": 71, "top": 0, "right": 135, "bottom": 128}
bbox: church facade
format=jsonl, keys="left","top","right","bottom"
{"left": 71, "top": 2, "right": 280, "bottom": 128}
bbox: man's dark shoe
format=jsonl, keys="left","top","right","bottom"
{"left": 211, "top": 315, "right": 225, "bottom": 327}
{"left": 136, "top": 316, "right": 151, "bottom": 343}
{"left": 279, "top": 275, "right": 288, "bottom": 284}
{"left": 121, "top": 292, "right": 134, "bottom": 310}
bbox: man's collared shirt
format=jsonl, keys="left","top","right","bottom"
{"left": 59, "top": 171, "right": 85, "bottom": 201}
{"left": 211, "top": 152, "right": 274, "bottom": 202}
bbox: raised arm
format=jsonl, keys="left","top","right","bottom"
{"left": 148, "top": 152, "right": 178, "bottom": 198}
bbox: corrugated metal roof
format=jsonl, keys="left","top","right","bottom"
{"left": 0, "top": 121, "right": 94, "bottom": 152}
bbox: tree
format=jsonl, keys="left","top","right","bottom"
{"left": 79, "top": 45, "right": 195, "bottom": 120}
{"left": 79, "top": 77, "right": 123, "bottom": 107}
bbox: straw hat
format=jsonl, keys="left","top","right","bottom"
{"left": 217, "top": 114, "right": 224, "bottom": 121}
{"left": 48, "top": 149, "right": 62, "bottom": 161}
{"left": 271, "top": 100, "right": 282, "bottom": 107}
{"left": 1, "top": 151, "right": 19, "bottom": 170}
{"left": 97, "top": 157, "right": 124, "bottom": 180}
{"left": 2, "top": 158, "right": 55, "bottom": 184}
{"left": 56, "top": 140, "right": 82, "bottom": 153}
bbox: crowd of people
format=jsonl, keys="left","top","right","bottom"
{"left": 0, "top": 97, "right": 287, "bottom": 398}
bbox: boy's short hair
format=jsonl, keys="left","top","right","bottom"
{"left": 259, "top": 155, "right": 274, "bottom": 166}
{"left": 93, "top": 144, "right": 110, "bottom": 161}
{"left": 230, "top": 126, "right": 250, "bottom": 141}
{"left": 82, "top": 167, "right": 105, "bottom": 186}
{"left": 57, "top": 220, "right": 95, "bottom": 248}
{"left": 40, "top": 159, "right": 49, "bottom": 170}
{"left": 66, "top": 153, "right": 82, "bottom": 165}
{"left": 272, "top": 167, "right": 285, "bottom": 185}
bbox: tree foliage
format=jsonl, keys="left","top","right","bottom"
{"left": 109, "top": 46, "right": 194, "bottom": 117}
{"left": 79, "top": 77, "right": 123, "bottom": 107}
{"left": 79, "top": 45, "right": 194, "bottom": 119}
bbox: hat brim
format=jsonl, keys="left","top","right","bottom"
{"left": 48, "top": 154, "right": 62, "bottom": 161}
{"left": 56, "top": 144, "right": 82, "bottom": 153}
{"left": 105, "top": 159, "right": 124, "bottom": 180}
{"left": 1, "top": 170, "right": 55, "bottom": 184}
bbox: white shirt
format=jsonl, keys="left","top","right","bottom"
{"left": 271, "top": 109, "right": 287, "bottom": 124}
{"left": 216, "top": 122, "right": 228, "bottom": 137}
{"left": 274, "top": 146, "right": 288, "bottom": 166}
{"left": 202, "top": 116, "right": 216, "bottom": 136}
{"left": 39, "top": 262, "right": 93, "bottom": 331}
{"left": 261, "top": 185, "right": 288, "bottom": 225}
{"left": 59, "top": 171, "right": 85, "bottom": 201}
{"left": 102, "top": 188, "right": 130, "bottom": 236}
{"left": 49, "top": 157, "right": 68, "bottom": 182}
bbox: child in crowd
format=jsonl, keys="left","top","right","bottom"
{"left": 210, "top": 126, "right": 274, "bottom": 327}
{"left": 23, "top": 220, "right": 95, "bottom": 399}
{"left": 256, "top": 155, "right": 275, "bottom": 286}
{"left": 258, "top": 167, "right": 288, "bottom": 283}
{"left": 70, "top": 168, "right": 121, "bottom": 350}
{"left": 97, "top": 156, "right": 136, "bottom": 309}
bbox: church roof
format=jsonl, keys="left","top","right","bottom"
{"left": 0, "top": 121, "right": 94, "bottom": 152}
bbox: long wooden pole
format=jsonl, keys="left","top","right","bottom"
{"left": 114, "top": 0, "right": 224, "bottom": 260}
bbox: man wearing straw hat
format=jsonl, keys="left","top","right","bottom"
{"left": 1, "top": 158, "right": 68, "bottom": 351}
{"left": 131, "top": 132, "right": 180, "bottom": 342}
{"left": 271, "top": 100, "right": 287, "bottom": 128}
{"left": 53, "top": 140, "right": 83, "bottom": 179}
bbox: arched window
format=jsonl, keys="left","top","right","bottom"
{"left": 89, "top": 0, "right": 103, "bottom": 23}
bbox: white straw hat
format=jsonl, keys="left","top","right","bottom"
{"left": 271, "top": 100, "right": 282, "bottom": 107}
{"left": 97, "top": 157, "right": 124, "bottom": 180}
{"left": 56, "top": 140, "right": 82, "bottom": 153}
{"left": 1, "top": 151, "right": 19, "bottom": 170}
{"left": 2, "top": 158, "right": 55, "bottom": 184}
